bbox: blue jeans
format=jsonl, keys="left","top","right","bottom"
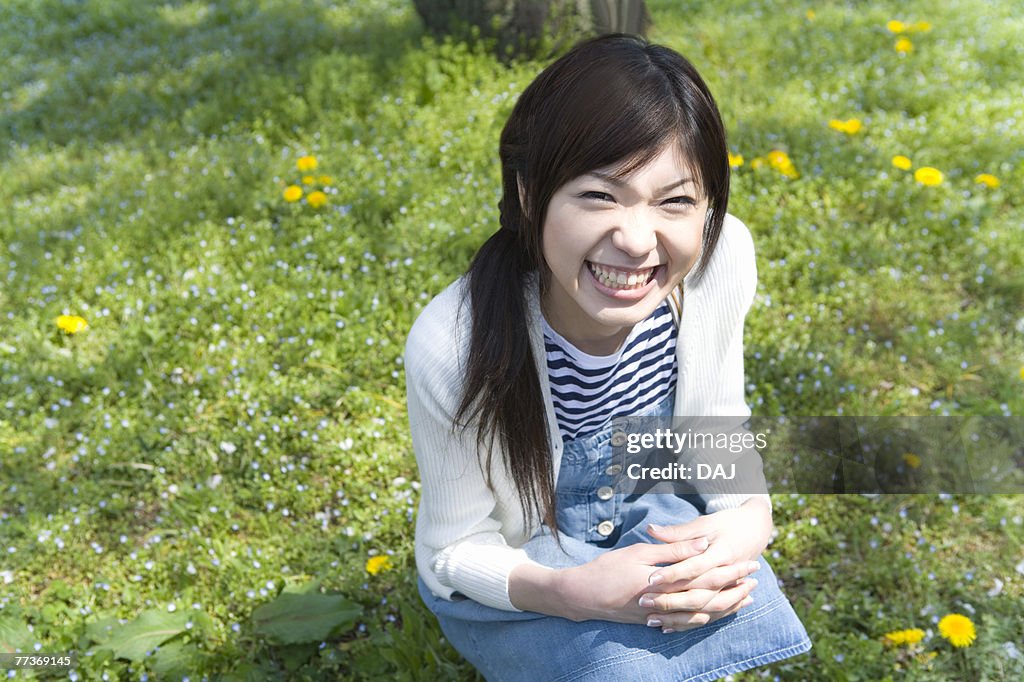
{"left": 419, "top": 395, "right": 811, "bottom": 681}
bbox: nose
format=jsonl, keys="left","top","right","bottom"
{"left": 610, "top": 211, "right": 657, "bottom": 257}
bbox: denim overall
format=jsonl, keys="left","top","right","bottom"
{"left": 418, "top": 393, "right": 812, "bottom": 681}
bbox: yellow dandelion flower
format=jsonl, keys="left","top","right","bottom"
{"left": 307, "top": 191, "right": 328, "bottom": 209}
{"left": 914, "top": 167, "right": 943, "bottom": 186}
{"left": 938, "top": 613, "right": 976, "bottom": 648}
{"left": 902, "top": 453, "right": 922, "bottom": 469}
{"left": 895, "top": 38, "right": 913, "bottom": 54}
{"left": 911, "top": 21, "right": 933, "bottom": 33}
{"left": 302, "top": 175, "right": 315, "bottom": 185}
{"left": 55, "top": 314, "right": 89, "bottom": 334}
{"left": 884, "top": 628, "right": 926, "bottom": 646}
{"left": 296, "top": 155, "right": 318, "bottom": 172}
{"left": 767, "top": 150, "right": 799, "bottom": 179}
{"left": 365, "top": 555, "right": 393, "bottom": 575}
{"left": 829, "top": 118, "right": 863, "bottom": 134}
{"left": 728, "top": 152, "right": 744, "bottom": 168}
{"left": 318, "top": 175, "right": 333, "bottom": 185}
{"left": 283, "top": 185, "right": 303, "bottom": 202}
{"left": 892, "top": 155, "right": 913, "bottom": 171}
{"left": 750, "top": 157, "right": 765, "bottom": 169}
{"left": 887, "top": 20, "right": 906, "bottom": 34}
{"left": 974, "top": 173, "right": 999, "bottom": 188}
{"left": 1019, "top": 366, "right": 1024, "bottom": 381}
{"left": 806, "top": 9, "right": 816, "bottom": 21}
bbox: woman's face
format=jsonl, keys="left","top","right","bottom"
{"left": 540, "top": 142, "right": 707, "bottom": 355}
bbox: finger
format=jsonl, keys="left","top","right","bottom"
{"left": 648, "top": 543, "right": 735, "bottom": 585}
{"left": 695, "top": 578, "right": 758, "bottom": 614}
{"left": 660, "top": 594, "right": 755, "bottom": 634}
{"left": 654, "top": 560, "right": 761, "bottom": 592}
{"left": 632, "top": 536, "right": 709, "bottom": 567}
{"left": 644, "top": 610, "right": 711, "bottom": 633}
{"left": 646, "top": 521, "right": 707, "bottom": 543}
{"left": 641, "top": 578, "right": 757, "bottom": 616}
{"left": 652, "top": 582, "right": 757, "bottom": 632}
{"left": 638, "top": 588, "right": 719, "bottom": 614}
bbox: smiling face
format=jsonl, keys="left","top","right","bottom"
{"left": 539, "top": 142, "right": 707, "bottom": 355}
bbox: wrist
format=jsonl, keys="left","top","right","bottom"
{"left": 741, "top": 496, "right": 774, "bottom": 552}
{"left": 508, "top": 562, "right": 576, "bottom": 619}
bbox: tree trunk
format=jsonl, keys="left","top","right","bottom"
{"left": 411, "top": 0, "right": 652, "bottom": 60}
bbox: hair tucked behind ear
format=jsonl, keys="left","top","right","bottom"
{"left": 454, "top": 33, "right": 731, "bottom": 539}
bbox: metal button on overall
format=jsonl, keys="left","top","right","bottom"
{"left": 596, "top": 486, "right": 614, "bottom": 501}
{"left": 605, "top": 463, "right": 622, "bottom": 476}
{"left": 596, "top": 520, "right": 615, "bottom": 536}
{"left": 610, "top": 431, "right": 627, "bottom": 447}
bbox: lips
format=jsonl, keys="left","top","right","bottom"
{"left": 586, "top": 262, "right": 657, "bottom": 290}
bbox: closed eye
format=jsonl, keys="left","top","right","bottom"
{"left": 663, "top": 196, "right": 697, "bottom": 207}
{"left": 580, "top": 191, "right": 615, "bottom": 202}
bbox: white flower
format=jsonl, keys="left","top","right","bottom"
{"left": 219, "top": 441, "right": 237, "bottom": 455}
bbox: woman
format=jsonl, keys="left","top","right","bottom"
{"left": 405, "top": 33, "right": 811, "bottom": 681}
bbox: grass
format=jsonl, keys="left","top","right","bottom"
{"left": 1, "top": 0, "right": 1022, "bottom": 679}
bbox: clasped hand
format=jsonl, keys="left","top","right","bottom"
{"left": 559, "top": 498, "right": 773, "bottom": 631}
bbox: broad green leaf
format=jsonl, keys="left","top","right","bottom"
{"left": 252, "top": 591, "right": 361, "bottom": 645}
{"left": 83, "top": 615, "right": 122, "bottom": 646}
{"left": 97, "top": 609, "right": 189, "bottom": 662}
{"left": 0, "top": 618, "right": 33, "bottom": 653}
{"left": 152, "top": 639, "right": 199, "bottom": 678}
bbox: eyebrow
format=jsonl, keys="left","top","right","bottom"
{"left": 584, "top": 171, "right": 695, "bottom": 194}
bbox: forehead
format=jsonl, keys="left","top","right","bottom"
{"left": 578, "top": 142, "right": 698, "bottom": 186}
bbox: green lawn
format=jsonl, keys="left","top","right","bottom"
{"left": 1, "top": 0, "right": 1022, "bottom": 679}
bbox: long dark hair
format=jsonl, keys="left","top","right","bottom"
{"left": 454, "top": 33, "right": 731, "bottom": 536}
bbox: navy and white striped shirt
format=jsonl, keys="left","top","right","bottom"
{"left": 543, "top": 301, "right": 677, "bottom": 442}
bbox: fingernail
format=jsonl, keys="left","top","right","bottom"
{"left": 648, "top": 523, "right": 663, "bottom": 533}
{"left": 747, "top": 578, "right": 758, "bottom": 588}
{"left": 638, "top": 596, "right": 656, "bottom": 608}
{"left": 747, "top": 561, "right": 761, "bottom": 573}
{"left": 741, "top": 596, "right": 754, "bottom": 607}
{"left": 648, "top": 573, "right": 664, "bottom": 586}
{"left": 695, "top": 537, "right": 709, "bottom": 551}
{"left": 662, "top": 628, "right": 675, "bottom": 634}
{"left": 646, "top": 618, "right": 662, "bottom": 628}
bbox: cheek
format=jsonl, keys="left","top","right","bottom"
{"left": 670, "top": 220, "right": 706, "bottom": 270}
{"left": 541, "top": 210, "right": 587, "bottom": 269}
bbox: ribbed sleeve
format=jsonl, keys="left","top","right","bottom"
{"left": 406, "top": 281, "right": 543, "bottom": 612}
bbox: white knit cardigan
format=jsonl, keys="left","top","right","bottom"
{"left": 405, "top": 213, "right": 767, "bottom": 612}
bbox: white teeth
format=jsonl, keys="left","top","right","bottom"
{"left": 587, "top": 263, "right": 656, "bottom": 290}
